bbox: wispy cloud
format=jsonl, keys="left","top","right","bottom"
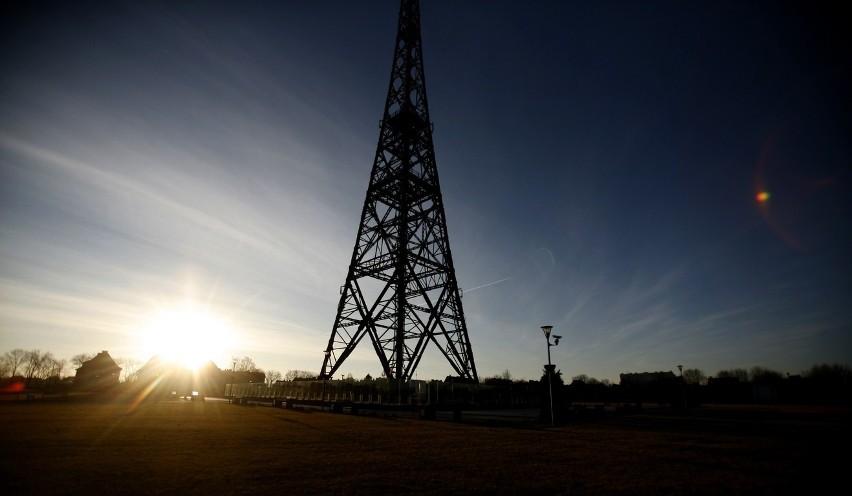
{"left": 1, "top": 134, "right": 276, "bottom": 252}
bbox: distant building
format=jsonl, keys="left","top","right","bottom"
{"left": 74, "top": 350, "right": 121, "bottom": 390}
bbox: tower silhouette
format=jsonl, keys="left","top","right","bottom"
{"left": 320, "top": 0, "right": 477, "bottom": 383}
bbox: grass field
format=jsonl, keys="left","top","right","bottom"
{"left": 2, "top": 397, "right": 848, "bottom": 495}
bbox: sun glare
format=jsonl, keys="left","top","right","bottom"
{"left": 139, "top": 301, "right": 235, "bottom": 370}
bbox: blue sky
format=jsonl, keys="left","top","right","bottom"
{"left": 2, "top": 0, "right": 850, "bottom": 382}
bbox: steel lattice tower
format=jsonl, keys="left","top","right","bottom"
{"left": 320, "top": 0, "right": 477, "bottom": 383}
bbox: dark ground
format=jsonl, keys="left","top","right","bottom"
{"left": 1, "top": 397, "right": 848, "bottom": 495}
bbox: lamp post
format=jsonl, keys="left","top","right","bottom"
{"left": 322, "top": 351, "right": 330, "bottom": 411}
{"left": 541, "top": 325, "right": 562, "bottom": 426}
{"left": 230, "top": 359, "right": 237, "bottom": 403}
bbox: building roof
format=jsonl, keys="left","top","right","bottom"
{"left": 78, "top": 350, "right": 121, "bottom": 373}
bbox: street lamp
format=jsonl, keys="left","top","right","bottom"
{"left": 230, "top": 359, "right": 237, "bottom": 403}
{"left": 541, "top": 325, "right": 562, "bottom": 426}
{"left": 322, "top": 350, "right": 330, "bottom": 411}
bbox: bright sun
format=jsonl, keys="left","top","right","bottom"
{"left": 139, "top": 301, "right": 235, "bottom": 370}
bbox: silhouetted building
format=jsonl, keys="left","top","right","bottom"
{"left": 74, "top": 350, "right": 121, "bottom": 390}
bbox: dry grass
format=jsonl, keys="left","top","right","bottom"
{"left": 1, "top": 397, "right": 848, "bottom": 495}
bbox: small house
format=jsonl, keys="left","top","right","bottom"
{"left": 75, "top": 350, "right": 122, "bottom": 390}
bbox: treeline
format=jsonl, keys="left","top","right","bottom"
{"left": 234, "top": 362, "right": 852, "bottom": 409}
{"left": 4, "top": 345, "right": 850, "bottom": 407}
{"left": 481, "top": 364, "right": 852, "bottom": 388}
{"left": 0, "top": 349, "right": 66, "bottom": 388}
{"left": 0, "top": 347, "right": 314, "bottom": 396}
{"left": 0, "top": 348, "right": 148, "bottom": 390}
{"left": 0, "top": 348, "right": 316, "bottom": 400}
{"left": 476, "top": 363, "right": 852, "bottom": 409}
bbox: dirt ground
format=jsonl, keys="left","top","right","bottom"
{"left": 1, "top": 397, "right": 848, "bottom": 495}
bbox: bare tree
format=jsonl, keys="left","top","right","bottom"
{"left": 804, "top": 363, "right": 852, "bottom": 384}
{"left": 47, "top": 357, "right": 66, "bottom": 379}
{"left": 22, "top": 349, "right": 47, "bottom": 385}
{"left": 682, "top": 368, "right": 707, "bottom": 385}
{"left": 233, "top": 356, "right": 260, "bottom": 372}
{"left": 3, "top": 348, "right": 28, "bottom": 377}
{"left": 35, "top": 352, "right": 58, "bottom": 381}
{"left": 284, "top": 369, "right": 317, "bottom": 381}
{"left": 117, "top": 358, "right": 142, "bottom": 383}
{"left": 41, "top": 357, "right": 65, "bottom": 387}
{"left": 265, "top": 370, "right": 282, "bottom": 387}
{"left": 716, "top": 368, "right": 749, "bottom": 382}
{"left": 71, "top": 353, "right": 94, "bottom": 369}
{"left": 572, "top": 374, "right": 604, "bottom": 385}
{"left": 18, "top": 350, "right": 63, "bottom": 386}
{"left": 749, "top": 366, "right": 784, "bottom": 384}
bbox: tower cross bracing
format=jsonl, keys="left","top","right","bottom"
{"left": 320, "top": 0, "right": 477, "bottom": 382}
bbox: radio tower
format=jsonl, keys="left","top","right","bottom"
{"left": 320, "top": 0, "right": 477, "bottom": 383}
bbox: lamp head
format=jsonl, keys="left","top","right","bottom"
{"left": 541, "top": 325, "right": 553, "bottom": 338}
{"left": 553, "top": 335, "right": 562, "bottom": 345}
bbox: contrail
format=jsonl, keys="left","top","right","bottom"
{"left": 464, "top": 277, "right": 511, "bottom": 293}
